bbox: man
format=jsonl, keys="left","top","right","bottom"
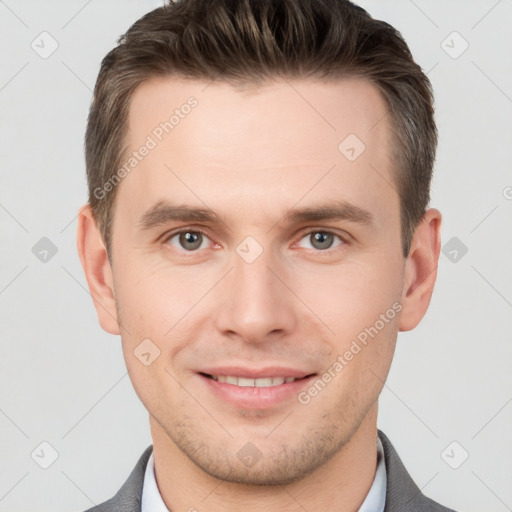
{"left": 77, "top": 0, "right": 456, "bottom": 510}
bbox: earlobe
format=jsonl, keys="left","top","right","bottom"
{"left": 76, "top": 204, "right": 120, "bottom": 335}
{"left": 398, "top": 208, "right": 442, "bottom": 332}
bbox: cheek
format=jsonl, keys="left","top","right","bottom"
{"left": 294, "top": 257, "right": 402, "bottom": 394}
{"left": 292, "top": 257, "right": 403, "bottom": 336}
{"left": 113, "top": 258, "right": 188, "bottom": 336}
{"left": 113, "top": 259, "right": 211, "bottom": 384}
{"left": 318, "top": 315, "right": 398, "bottom": 415}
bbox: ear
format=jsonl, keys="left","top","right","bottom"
{"left": 399, "top": 208, "right": 442, "bottom": 332}
{"left": 76, "top": 204, "right": 120, "bottom": 335}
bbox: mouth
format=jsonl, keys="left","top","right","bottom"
{"left": 199, "top": 372, "right": 316, "bottom": 388}
{"left": 196, "top": 366, "right": 318, "bottom": 409}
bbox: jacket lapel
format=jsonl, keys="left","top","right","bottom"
{"left": 379, "top": 429, "right": 455, "bottom": 511}
{"left": 84, "top": 445, "right": 153, "bottom": 512}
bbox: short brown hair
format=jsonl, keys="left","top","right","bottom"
{"left": 85, "top": 0, "right": 437, "bottom": 257}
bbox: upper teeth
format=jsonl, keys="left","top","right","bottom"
{"left": 212, "top": 376, "right": 296, "bottom": 387}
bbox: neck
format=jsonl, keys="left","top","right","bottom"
{"left": 149, "top": 404, "right": 379, "bottom": 512}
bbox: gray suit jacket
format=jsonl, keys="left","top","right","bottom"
{"left": 83, "top": 430, "right": 457, "bottom": 511}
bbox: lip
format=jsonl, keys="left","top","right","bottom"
{"left": 197, "top": 367, "right": 317, "bottom": 409}
{"left": 198, "top": 366, "right": 313, "bottom": 379}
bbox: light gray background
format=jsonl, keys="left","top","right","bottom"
{"left": 1, "top": 1, "right": 511, "bottom": 511}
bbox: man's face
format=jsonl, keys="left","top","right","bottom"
{"left": 109, "top": 76, "right": 406, "bottom": 484}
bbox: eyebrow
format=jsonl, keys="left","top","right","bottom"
{"left": 137, "top": 200, "right": 373, "bottom": 231}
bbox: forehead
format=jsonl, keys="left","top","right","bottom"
{"left": 127, "top": 75, "right": 391, "bottom": 158}
{"left": 118, "top": 75, "right": 396, "bottom": 225}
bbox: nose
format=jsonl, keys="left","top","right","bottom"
{"left": 213, "top": 243, "right": 298, "bottom": 345}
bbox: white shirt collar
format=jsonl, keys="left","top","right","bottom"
{"left": 141, "top": 436, "right": 386, "bottom": 512}
{"left": 358, "top": 434, "right": 387, "bottom": 512}
{"left": 141, "top": 449, "right": 171, "bottom": 512}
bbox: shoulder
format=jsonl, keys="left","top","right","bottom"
{"left": 81, "top": 445, "right": 153, "bottom": 512}
{"left": 378, "top": 430, "right": 458, "bottom": 512}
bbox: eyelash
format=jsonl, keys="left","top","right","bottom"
{"left": 161, "top": 227, "right": 348, "bottom": 255}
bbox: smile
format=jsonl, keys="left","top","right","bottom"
{"left": 204, "top": 374, "right": 298, "bottom": 387}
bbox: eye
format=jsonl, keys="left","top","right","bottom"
{"left": 296, "top": 230, "right": 345, "bottom": 251}
{"left": 164, "top": 229, "right": 211, "bottom": 251}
